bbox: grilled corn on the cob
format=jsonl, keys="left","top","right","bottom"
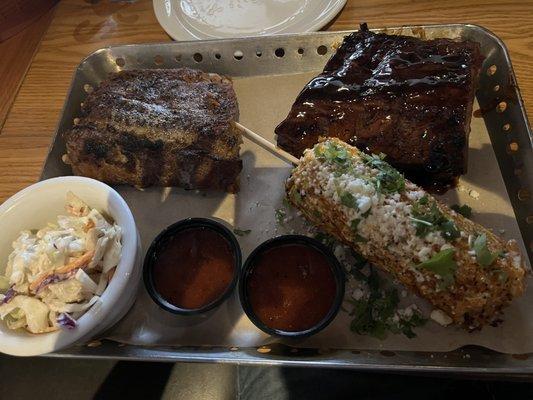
{"left": 286, "top": 138, "right": 527, "bottom": 330}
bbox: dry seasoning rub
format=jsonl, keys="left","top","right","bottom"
{"left": 286, "top": 138, "right": 526, "bottom": 330}
{"left": 0, "top": 192, "right": 122, "bottom": 334}
{"left": 152, "top": 227, "right": 235, "bottom": 310}
{"left": 246, "top": 243, "right": 337, "bottom": 332}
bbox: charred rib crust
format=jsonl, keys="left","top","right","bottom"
{"left": 65, "top": 68, "right": 242, "bottom": 192}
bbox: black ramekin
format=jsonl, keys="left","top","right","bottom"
{"left": 143, "top": 217, "right": 242, "bottom": 315}
{"left": 239, "top": 235, "right": 345, "bottom": 338}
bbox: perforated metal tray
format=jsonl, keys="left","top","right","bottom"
{"left": 42, "top": 24, "right": 533, "bottom": 374}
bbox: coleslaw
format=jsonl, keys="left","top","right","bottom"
{"left": 0, "top": 192, "right": 122, "bottom": 334}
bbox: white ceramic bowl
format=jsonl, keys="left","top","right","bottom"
{"left": 0, "top": 176, "right": 140, "bottom": 356}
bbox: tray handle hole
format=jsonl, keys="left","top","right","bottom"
{"left": 487, "top": 64, "right": 497, "bottom": 76}
{"left": 503, "top": 123, "right": 511, "bottom": 131}
{"left": 193, "top": 53, "right": 203, "bottom": 63}
{"left": 83, "top": 84, "right": 93, "bottom": 94}
{"left": 509, "top": 142, "right": 519, "bottom": 153}
{"left": 518, "top": 188, "right": 530, "bottom": 201}
{"left": 255, "top": 50, "right": 262, "bottom": 58}
{"left": 317, "top": 45, "right": 328, "bottom": 55}
{"left": 275, "top": 48, "right": 285, "bottom": 58}
{"left": 154, "top": 55, "right": 164, "bottom": 65}
{"left": 297, "top": 48, "right": 305, "bottom": 55}
{"left": 115, "top": 57, "right": 125, "bottom": 67}
{"left": 214, "top": 53, "right": 222, "bottom": 60}
{"left": 496, "top": 101, "right": 507, "bottom": 113}
{"left": 233, "top": 50, "right": 243, "bottom": 60}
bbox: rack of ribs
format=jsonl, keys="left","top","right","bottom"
{"left": 64, "top": 68, "right": 242, "bottom": 193}
{"left": 275, "top": 25, "right": 483, "bottom": 192}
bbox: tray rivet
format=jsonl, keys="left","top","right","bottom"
{"left": 502, "top": 123, "right": 511, "bottom": 131}
{"left": 234, "top": 50, "right": 243, "bottom": 61}
{"left": 487, "top": 64, "right": 497, "bottom": 76}
{"left": 257, "top": 346, "right": 271, "bottom": 354}
{"left": 297, "top": 48, "right": 305, "bottom": 55}
{"left": 115, "top": 57, "right": 125, "bottom": 68}
{"left": 215, "top": 53, "right": 222, "bottom": 60}
{"left": 229, "top": 346, "right": 239, "bottom": 351}
{"left": 518, "top": 189, "right": 530, "bottom": 201}
{"left": 255, "top": 50, "right": 262, "bottom": 58}
{"left": 83, "top": 84, "right": 93, "bottom": 94}
{"left": 526, "top": 215, "right": 533, "bottom": 225}
{"left": 380, "top": 350, "right": 396, "bottom": 357}
{"left": 154, "top": 55, "right": 164, "bottom": 65}
{"left": 493, "top": 84, "right": 500, "bottom": 92}
{"left": 496, "top": 101, "right": 507, "bottom": 113}
{"left": 508, "top": 142, "right": 519, "bottom": 152}
{"left": 174, "top": 54, "right": 181, "bottom": 62}
{"left": 317, "top": 45, "right": 328, "bottom": 56}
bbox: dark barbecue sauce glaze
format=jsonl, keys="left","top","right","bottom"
{"left": 275, "top": 26, "right": 484, "bottom": 193}
{"left": 246, "top": 243, "right": 337, "bottom": 332}
{"left": 152, "top": 227, "right": 235, "bottom": 310}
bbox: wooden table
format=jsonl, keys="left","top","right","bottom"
{"left": 1, "top": 0, "right": 532, "bottom": 202}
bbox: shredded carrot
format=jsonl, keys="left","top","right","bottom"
{"left": 29, "top": 250, "right": 95, "bottom": 292}
{"left": 83, "top": 219, "right": 95, "bottom": 232}
{"left": 55, "top": 251, "right": 94, "bottom": 274}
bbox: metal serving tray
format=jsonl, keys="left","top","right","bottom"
{"left": 42, "top": 24, "right": 533, "bottom": 375}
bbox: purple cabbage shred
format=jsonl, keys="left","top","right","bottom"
{"left": 1, "top": 287, "right": 15, "bottom": 305}
{"left": 57, "top": 313, "right": 77, "bottom": 330}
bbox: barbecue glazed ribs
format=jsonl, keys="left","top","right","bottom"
{"left": 64, "top": 68, "right": 242, "bottom": 192}
{"left": 275, "top": 27, "right": 483, "bottom": 191}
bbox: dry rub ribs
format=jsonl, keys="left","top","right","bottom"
{"left": 276, "top": 26, "right": 483, "bottom": 191}
{"left": 64, "top": 68, "right": 242, "bottom": 192}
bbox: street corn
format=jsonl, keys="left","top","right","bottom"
{"left": 286, "top": 138, "right": 527, "bottom": 330}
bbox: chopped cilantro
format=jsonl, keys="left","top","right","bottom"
{"left": 418, "top": 195, "right": 429, "bottom": 205}
{"left": 416, "top": 249, "right": 457, "bottom": 287}
{"left": 275, "top": 208, "right": 286, "bottom": 224}
{"left": 361, "top": 153, "right": 406, "bottom": 194}
{"left": 350, "top": 218, "right": 361, "bottom": 232}
{"left": 233, "top": 228, "right": 251, "bottom": 236}
{"left": 473, "top": 234, "right": 499, "bottom": 267}
{"left": 314, "top": 232, "right": 336, "bottom": 250}
{"left": 411, "top": 198, "right": 460, "bottom": 242}
{"left": 340, "top": 192, "right": 358, "bottom": 209}
{"left": 396, "top": 313, "right": 427, "bottom": 339}
{"left": 314, "top": 142, "right": 349, "bottom": 165}
{"left": 440, "top": 220, "right": 460, "bottom": 241}
{"left": 353, "top": 234, "right": 368, "bottom": 243}
{"left": 451, "top": 204, "right": 473, "bottom": 218}
{"left": 347, "top": 266, "right": 426, "bottom": 339}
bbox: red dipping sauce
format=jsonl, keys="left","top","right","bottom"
{"left": 246, "top": 243, "right": 337, "bottom": 332}
{"left": 152, "top": 227, "right": 236, "bottom": 310}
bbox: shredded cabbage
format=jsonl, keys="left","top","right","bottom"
{"left": 0, "top": 192, "right": 122, "bottom": 334}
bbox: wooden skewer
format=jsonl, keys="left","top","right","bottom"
{"left": 235, "top": 122, "right": 300, "bottom": 166}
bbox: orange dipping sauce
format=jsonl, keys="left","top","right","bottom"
{"left": 152, "top": 227, "right": 236, "bottom": 310}
{"left": 246, "top": 243, "right": 337, "bottom": 332}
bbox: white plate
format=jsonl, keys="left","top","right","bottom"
{"left": 153, "top": 0, "right": 347, "bottom": 41}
